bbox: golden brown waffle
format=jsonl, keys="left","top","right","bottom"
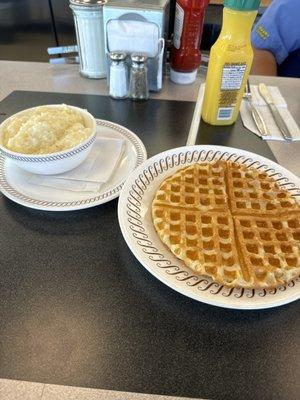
{"left": 152, "top": 206, "right": 250, "bottom": 287}
{"left": 152, "top": 161, "right": 300, "bottom": 289}
{"left": 226, "top": 162, "right": 299, "bottom": 216}
{"left": 234, "top": 214, "right": 300, "bottom": 288}
{"left": 153, "top": 161, "right": 228, "bottom": 213}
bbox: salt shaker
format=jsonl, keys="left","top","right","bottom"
{"left": 129, "top": 54, "right": 149, "bottom": 101}
{"left": 109, "top": 52, "right": 128, "bottom": 99}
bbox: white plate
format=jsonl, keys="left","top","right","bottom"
{"left": 0, "top": 119, "right": 147, "bottom": 211}
{"left": 118, "top": 145, "right": 300, "bottom": 310}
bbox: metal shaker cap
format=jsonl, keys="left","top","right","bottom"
{"left": 109, "top": 52, "right": 127, "bottom": 62}
{"left": 69, "top": 0, "right": 107, "bottom": 7}
{"left": 131, "top": 53, "right": 148, "bottom": 64}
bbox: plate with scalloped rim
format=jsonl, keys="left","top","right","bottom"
{"left": 0, "top": 119, "right": 147, "bottom": 211}
{"left": 118, "top": 145, "right": 300, "bottom": 310}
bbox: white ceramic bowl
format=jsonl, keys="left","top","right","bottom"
{"left": 0, "top": 104, "right": 97, "bottom": 175}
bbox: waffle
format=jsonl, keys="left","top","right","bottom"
{"left": 152, "top": 161, "right": 300, "bottom": 289}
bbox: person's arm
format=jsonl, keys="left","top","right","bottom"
{"left": 251, "top": 48, "right": 277, "bottom": 76}
{"left": 251, "top": 0, "right": 300, "bottom": 76}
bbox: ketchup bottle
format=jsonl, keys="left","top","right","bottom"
{"left": 170, "top": 0, "right": 210, "bottom": 84}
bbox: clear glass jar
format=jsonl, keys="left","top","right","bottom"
{"left": 109, "top": 52, "right": 128, "bottom": 99}
{"left": 69, "top": 0, "right": 107, "bottom": 79}
{"left": 129, "top": 54, "right": 149, "bottom": 101}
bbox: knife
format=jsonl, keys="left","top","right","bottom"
{"left": 258, "top": 83, "right": 293, "bottom": 141}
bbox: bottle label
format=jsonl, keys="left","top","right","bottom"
{"left": 217, "top": 107, "right": 234, "bottom": 121}
{"left": 173, "top": 3, "right": 184, "bottom": 50}
{"left": 217, "top": 62, "right": 247, "bottom": 120}
{"left": 221, "top": 63, "right": 247, "bottom": 90}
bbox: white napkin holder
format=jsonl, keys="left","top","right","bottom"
{"left": 103, "top": 0, "right": 170, "bottom": 92}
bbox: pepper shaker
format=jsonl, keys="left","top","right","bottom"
{"left": 129, "top": 54, "right": 149, "bottom": 101}
{"left": 109, "top": 52, "right": 128, "bottom": 99}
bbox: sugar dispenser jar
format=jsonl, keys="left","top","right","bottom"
{"left": 69, "top": 0, "right": 107, "bottom": 79}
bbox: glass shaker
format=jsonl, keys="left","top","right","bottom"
{"left": 129, "top": 54, "right": 149, "bottom": 101}
{"left": 69, "top": 0, "right": 107, "bottom": 79}
{"left": 109, "top": 52, "right": 128, "bottom": 99}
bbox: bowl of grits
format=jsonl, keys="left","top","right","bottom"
{"left": 0, "top": 104, "right": 96, "bottom": 174}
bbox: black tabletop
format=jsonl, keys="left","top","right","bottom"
{"left": 0, "top": 91, "right": 298, "bottom": 400}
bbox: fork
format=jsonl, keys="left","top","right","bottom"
{"left": 244, "top": 80, "right": 269, "bottom": 137}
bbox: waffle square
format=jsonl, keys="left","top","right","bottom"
{"left": 234, "top": 214, "right": 300, "bottom": 288}
{"left": 152, "top": 206, "right": 249, "bottom": 287}
{"left": 153, "top": 161, "right": 228, "bottom": 213}
{"left": 227, "top": 162, "right": 298, "bottom": 216}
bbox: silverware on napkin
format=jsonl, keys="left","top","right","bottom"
{"left": 258, "top": 83, "right": 293, "bottom": 141}
{"left": 244, "top": 81, "right": 269, "bottom": 137}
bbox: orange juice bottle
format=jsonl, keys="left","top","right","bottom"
{"left": 201, "top": 0, "right": 261, "bottom": 125}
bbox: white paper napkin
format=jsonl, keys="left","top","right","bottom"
{"left": 240, "top": 85, "right": 300, "bottom": 141}
{"left": 107, "top": 20, "right": 160, "bottom": 58}
{"left": 27, "top": 136, "right": 124, "bottom": 193}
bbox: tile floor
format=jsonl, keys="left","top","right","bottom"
{"left": 0, "top": 379, "right": 203, "bottom": 400}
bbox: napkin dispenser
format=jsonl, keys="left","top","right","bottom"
{"left": 103, "top": 0, "right": 170, "bottom": 92}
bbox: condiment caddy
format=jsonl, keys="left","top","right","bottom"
{"left": 103, "top": 0, "right": 169, "bottom": 93}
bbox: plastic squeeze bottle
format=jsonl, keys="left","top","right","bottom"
{"left": 201, "top": 0, "right": 261, "bottom": 125}
{"left": 170, "top": 0, "right": 210, "bottom": 85}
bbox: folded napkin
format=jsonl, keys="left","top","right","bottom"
{"left": 240, "top": 85, "right": 300, "bottom": 141}
{"left": 107, "top": 20, "right": 160, "bottom": 58}
{"left": 28, "top": 136, "right": 124, "bottom": 193}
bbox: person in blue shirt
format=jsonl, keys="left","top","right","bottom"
{"left": 251, "top": 0, "right": 300, "bottom": 77}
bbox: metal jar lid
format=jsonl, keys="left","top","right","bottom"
{"left": 131, "top": 53, "right": 148, "bottom": 64}
{"left": 69, "top": 0, "right": 107, "bottom": 8}
{"left": 109, "top": 52, "right": 127, "bottom": 62}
